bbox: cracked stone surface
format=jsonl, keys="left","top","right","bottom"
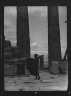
{"left": 4, "top": 70, "right": 68, "bottom": 91}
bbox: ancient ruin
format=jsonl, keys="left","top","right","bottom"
{"left": 17, "top": 6, "right": 30, "bottom": 57}
{"left": 48, "top": 6, "right": 62, "bottom": 72}
{"left": 4, "top": 6, "right": 67, "bottom": 76}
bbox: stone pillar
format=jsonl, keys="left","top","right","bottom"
{"left": 17, "top": 6, "right": 30, "bottom": 57}
{"left": 63, "top": 48, "right": 68, "bottom": 60}
{"left": 39, "top": 55, "right": 44, "bottom": 70}
{"left": 48, "top": 6, "right": 62, "bottom": 71}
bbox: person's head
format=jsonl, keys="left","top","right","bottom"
{"left": 34, "top": 54, "right": 38, "bottom": 58}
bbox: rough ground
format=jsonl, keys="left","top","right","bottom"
{"left": 4, "top": 70, "right": 68, "bottom": 91}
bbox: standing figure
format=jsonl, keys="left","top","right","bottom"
{"left": 34, "top": 54, "right": 40, "bottom": 80}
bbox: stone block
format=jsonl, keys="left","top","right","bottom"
{"left": 17, "top": 63, "right": 25, "bottom": 75}
{"left": 50, "top": 61, "right": 59, "bottom": 74}
{"left": 58, "top": 61, "right": 68, "bottom": 72}
{"left": 25, "top": 65, "right": 30, "bottom": 76}
{"left": 4, "top": 64, "right": 17, "bottom": 76}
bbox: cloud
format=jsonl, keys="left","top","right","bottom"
{"left": 30, "top": 42, "right": 48, "bottom": 53}
{"left": 28, "top": 6, "right": 47, "bottom": 18}
{"left": 4, "top": 6, "right": 16, "bottom": 44}
{"left": 58, "top": 6, "right": 67, "bottom": 17}
{"left": 11, "top": 40, "right": 17, "bottom": 46}
{"left": 31, "top": 42, "right": 37, "bottom": 46}
{"left": 31, "top": 42, "right": 39, "bottom": 50}
{"left": 31, "top": 50, "right": 48, "bottom": 56}
{"left": 61, "top": 46, "right": 67, "bottom": 51}
{"left": 28, "top": 6, "right": 46, "bottom": 13}
{"left": 4, "top": 6, "right": 16, "bottom": 16}
{"left": 58, "top": 6, "right": 67, "bottom": 24}
{"left": 4, "top": 6, "right": 16, "bottom": 27}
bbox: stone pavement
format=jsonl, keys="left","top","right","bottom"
{"left": 4, "top": 70, "right": 68, "bottom": 91}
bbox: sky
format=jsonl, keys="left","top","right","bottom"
{"left": 4, "top": 6, "right": 67, "bottom": 58}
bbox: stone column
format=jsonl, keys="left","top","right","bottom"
{"left": 63, "top": 48, "right": 68, "bottom": 60}
{"left": 48, "top": 6, "right": 62, "bottom": 71}
{"left": 17, "top": 6, "right": 30, "bottom": 57}
{"left": 39, "top": 55, "right": 44, "bottom": 70}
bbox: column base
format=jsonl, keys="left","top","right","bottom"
{"left": 50, "top": 61, "right": 59, "bottom": 75}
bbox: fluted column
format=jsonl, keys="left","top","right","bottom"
{"left": 17, "top": 6, "right": 30, "bottom": 56}
{"left": 48, "top": 6, "right": 62, "bottom": 69}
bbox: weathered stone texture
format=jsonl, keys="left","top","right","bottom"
{"left": 48, "top": 6, "right": 62, "bottom": 71}
{"left": 17, "top": 6, "right": 30, "bottom": 56}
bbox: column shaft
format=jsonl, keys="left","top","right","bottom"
{"left": 17, "top": 6, "right": 30, "bottom": 56}
{"left": 48, "top": 6, "right": 62, "bottom": 69}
